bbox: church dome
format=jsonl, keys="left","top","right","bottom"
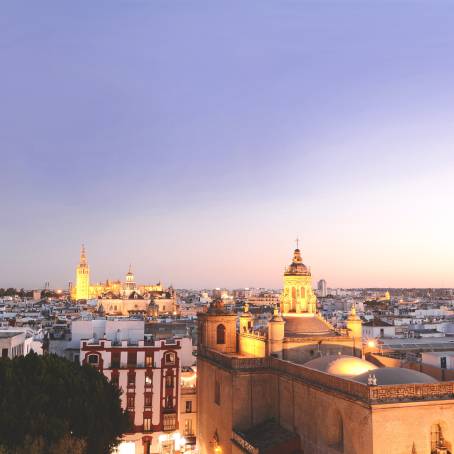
{"left": 304, "top": 355, "right": 377, "bottom": 378}
{"left": 354, "top": 367, "right": 437, "bottom": 385}
{"left": 284, "top": 248, "right": 311, "bottom": 276}
{"left": 284, "top": 314, "right": 332, "bottom": 336}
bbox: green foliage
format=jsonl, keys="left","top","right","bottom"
{"left": 0, "top": 353, "right": 130, "bottom": 454}
{"left": 0, "top": 434, "right": 86, "bottom": 454}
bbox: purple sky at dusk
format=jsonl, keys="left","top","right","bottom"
{"left": 1, "top": 1, "right": 454, "bottom": 289}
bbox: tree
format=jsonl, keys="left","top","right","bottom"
{"left": 0, "top": 353, "right": 130, "bottom": 454}
{"left": 5, "top": 287, "right": 16, "bottom": 296}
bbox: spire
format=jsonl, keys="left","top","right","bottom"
{"left": 80, "top": 244, "right": 87, "bottom": 266}
{"left": 295, "top": 235, "right": 300, "bottom": 250}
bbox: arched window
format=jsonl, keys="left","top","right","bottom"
{"left": 164, "top": 352, "right": 175, "bottom": 365}
{"left": 88, "top": 354, "right": 99, "bottom": 365}
{"left": 216, "top": 324, "right": 226, "bottom": 345}
{"left": 337, "top": 414, "right": 344, "bottom": 452}
{"left": 327, "top": 410, "right": 344, "bottom": 452}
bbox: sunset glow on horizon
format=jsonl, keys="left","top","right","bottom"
{"left": 1, "top": 1, "right": 454, "bottom": 289}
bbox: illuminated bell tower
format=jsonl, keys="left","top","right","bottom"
{"left": 75, "top": 244, "right": 90, "bottom": 300}
{"left": 280, "top": 241, "right": 317, "bottom": 314}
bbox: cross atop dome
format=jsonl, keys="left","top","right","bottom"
{"left": 286, "top": 241, "right": 309, "bottom": 276}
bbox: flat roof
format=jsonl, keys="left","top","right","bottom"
{"left": 0, "top": 332, "right": 22, "bottom": 339}
{"left": 422, "top": 351, "right": 454, "bottom": 357}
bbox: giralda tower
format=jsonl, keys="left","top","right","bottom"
{"left": 75, "top": 244, "right": 90, "bottom": 300}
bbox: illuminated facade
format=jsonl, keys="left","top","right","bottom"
{"left": 280, "top": 246, "right": 317, "bottom": 314}
{"left": 71, "top": 247, "right": 166, "bottom": 302}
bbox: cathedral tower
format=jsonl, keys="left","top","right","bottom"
{"left": 280, "top": 243, "right": 317, "bottom": 314}
{"left": 124, "top": 264, "right": 136, "bottom": 297}
{"left": 75, "top": 244, "right": 90, "bottom": 300}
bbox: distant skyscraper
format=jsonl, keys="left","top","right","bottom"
{"left": 317, "top": 279, "right": 327, "bottom": 297}
{"left": 75, "top": 244, "right": 90, "bottom": 300}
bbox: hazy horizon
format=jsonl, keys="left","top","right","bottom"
{"left": 2, "top": 1, "right": 454, "bottom": 289}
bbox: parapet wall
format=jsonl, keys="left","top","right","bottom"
{"left": 369, "top": 353, "right": 454, "bottom": 381}
{"left": 200, "top": 347, "right": 454, "bottom": 404}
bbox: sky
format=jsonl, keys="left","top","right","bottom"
{"left": 1, "top": 1, "right": 454, "bottom": 289}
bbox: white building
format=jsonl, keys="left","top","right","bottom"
{"left": 422, "top": 351, "right": 454, "bottom": 370}
{"left": 317, "top": 279, "right": 327, "bottom": 297}
{"left": 76, "top": 318, "right": 194, "bottom": 454}
{"left": 0, "top": 327, "right": 43, "bottom": 358}
{"left": 362, "top": 318, "right": 396, "bottom": 339}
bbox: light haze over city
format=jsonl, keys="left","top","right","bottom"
{"left": 2, "top": 1, "right": 454, "bottom": 289}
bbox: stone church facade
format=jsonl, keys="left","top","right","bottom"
{"left": 197, "top": 246, "right": 454, "bottom": 454}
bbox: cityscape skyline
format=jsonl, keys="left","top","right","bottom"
{"left": 2, "top": 241, "right": 454, "bottom": 291}
{"left": 3, "top": 3, "right": 454, "bottom": 453}
{"left": 2, "top": 2, "right": 454, "bottom": 289}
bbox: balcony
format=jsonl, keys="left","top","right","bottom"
{"left": 163, "top": 413, "right": 177, "bottom": 432}
{"left": 181, "top": 387, "right": 196, "bottom": 395}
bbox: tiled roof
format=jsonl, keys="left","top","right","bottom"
{"left": 362, "top": 318, "right": 393, "bottom": 327}
{"left": 284, "top": 315, "right": 334, "bottom": 337}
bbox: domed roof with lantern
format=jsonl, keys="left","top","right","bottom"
{"left": 284, "top": 248, "right": 311, "bottom": 276}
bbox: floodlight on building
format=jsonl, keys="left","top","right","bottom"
{"left": 115, "top": 441, "right": 135, "bottom": 454}
{"left": 367, "top": 340, "right": 376, "bottom": 348}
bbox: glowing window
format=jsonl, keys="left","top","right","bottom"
{"left": 144, "top": 417, "right": 152, "bottom": 432}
